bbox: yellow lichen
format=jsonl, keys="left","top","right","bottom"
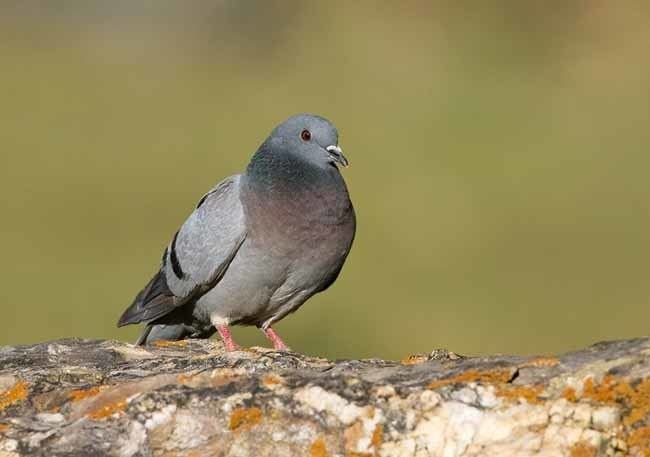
{"left": 229, "top": 407, "right": 262, "bottom": 431}
{"left": 0, "top": 380, "right": 28, "bottom": 412}
{"left": 152, "top": 340, "right": 187, "bottom": 348}
{"left": 428, "top": 369, "right": 513, "bottom": 390}
{"left": 569, "top": 442, "right": 597, "bottom": 457}
{"left": 310, "top": 437, "right": 329, "bottom": 457}
{"left": 87, "top": 400, "right": 127, "bottom": 419}
{"left": 496, "top": 384, "right": 544, "bottom": 404}
{"left": 68, "top": 386, "right": 104, "bottom": 402}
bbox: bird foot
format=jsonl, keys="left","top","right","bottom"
{"left": 216, "top": 324, "right": 241, "bottom": 352}
{"left": 262, "top": 327, "right": 291, "bottom": 351}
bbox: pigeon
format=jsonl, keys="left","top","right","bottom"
{"left": 117, "top": 114, "right": 356, "bottom": 351}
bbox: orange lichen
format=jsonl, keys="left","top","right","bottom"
{"left": 68, "top": 386, "right": 104, "bottom": 402}
{"left": 569, "top": 442, "right": 597, "bottom": 457}
{"left": 177, "top": 373, "right": 194, "bottom": 384}
{"left": 624, "top": 380, "right": 650, "bottom": 426}
{"left": 428, "top": 369, "right": 513, "bottom": 390}
{"left": 0, "top": 423, "right": 8, "bottom": 433}
{"left": 565, "top": 374, "right": 650, "bottom": 445}
{"left": 574, "top": 376, "right": 650, "bottom": 427}
{"left": 0, "top": 380, "right": 28, "bottom": 412}
{"left": 343, "top": 420, "right": 382, "bottom": 457}
{"left": 582, "top": 376, "right": 622, "bottom": 404}
{"left": 262, "top": 374, "right": 283, "bottom": 387}
{"left": 628, "top": 426, "right": 650, "bottom": 456}
{"left": 401, "top": 354, "right": 428, "bottom": 365}
{"left": 372, "top": 424, "right": 383, "bottom": 449}
{"left": 310, "top": 437, "right": 329, "bottom": 457}
{"left": 496, "top": 384, "right": 544, "bottom": 404}
{"left": 153, "top": 340, "right": 187, "bottom": 348}
{"left": 428, "top": 368, "right": 543, "bottom": 404}
{"left": 563, "top": 387, "right": 578, "bottom": 402}
{"left": 87, "top": 400, "right": 127, "bottom": 419}
{"left": 518, "top": 357, "right": 560, "bottom": 368}
{"left": 229, "top": 407, "right": 262, "bottom": 431}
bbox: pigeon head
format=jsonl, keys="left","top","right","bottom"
{"left": 246, "top": 114, "right": 350, "bottom": 192}
{"left": 264, "top": 114, "right": 348, "bottom": 169}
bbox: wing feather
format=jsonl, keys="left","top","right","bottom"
{"left": 117, "top": 175, "right": 246, "bottom": 326}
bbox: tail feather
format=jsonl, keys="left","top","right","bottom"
{"left": 135, "top": 325, "right": 153, "bottom": 345}
{"left": 117, "top": 270, "right": 177, "bottom": 327}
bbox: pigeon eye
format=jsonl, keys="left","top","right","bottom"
{"left": 300, "top": 129, "right": 312, "bottom": 142}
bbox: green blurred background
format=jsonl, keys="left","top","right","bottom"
{"left": 2, "top": 1, "right": 650, "bottom": 360}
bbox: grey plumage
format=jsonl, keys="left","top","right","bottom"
{"left": 118, "top": 114, "right": 355, "bottom": 350}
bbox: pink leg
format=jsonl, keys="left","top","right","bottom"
{"left": 216, "top": 324, "right": 241, "bottom": 352}
{"left": 262, "top": 327, "right": 290, "bottom": 351}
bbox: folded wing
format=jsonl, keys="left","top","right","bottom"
{"left": 117, "top": 175, "right": 246, "bottom": 326}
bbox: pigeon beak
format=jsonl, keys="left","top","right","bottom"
{"left": 326, "top": 145, "right": 349, "bottom": 168}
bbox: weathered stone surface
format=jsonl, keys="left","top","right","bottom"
{"left": 1, "top": 337, "right": 650, "bottom": 456}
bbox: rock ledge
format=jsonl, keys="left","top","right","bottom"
{"left": 1, "top": 337, "right": 650, "bottom": 456}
